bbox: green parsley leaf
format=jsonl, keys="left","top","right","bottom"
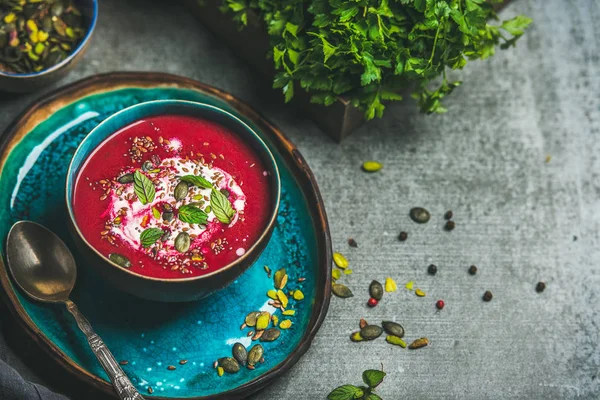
{"left": 133, "top": 170, "right": 155, "bottom": 205}
{"left": 362, "top": 370, "right": 386, "bottom": 389}
{"left": 327, "top": 385, "right": 364, "bottom": 400}
{"left": 178, "top": 205, "right": 208, "bottom": 224}
{"left": 139, "top": 228, "right": 163, "bottom": 248}
{"left": 210, "top": 189, "right": 235, "bottom": 225}
{"left": 180, "top": 175, "right": 213, "bottom": 189}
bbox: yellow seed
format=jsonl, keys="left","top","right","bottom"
{"left": 385, "top": 277, "right": 397, "bottom": 292}
{"left": 277, "top": 290, "right": 289, "bottom": 308}
{"left": 293, "top": 290, "right": 304, "bottom": 301}
{"left": 282, "top": 309, "right": 296, "bottom": 316}
{"left": 65, "top": 27, "right": 75, "bottom": 38}
{"left": 362, "top": 161, "right": 382, "bottom": 172}
{"left": 37, "top": 30, "right": 49, "bottom": 42}
{"left": 274, "top": 268, "right": 288, "bottom": 289}
{"left": 279, "top": 320, "right": 292, "bottom": 329}
{"left": 26, "top": 19, "right": 38, "bottom": 33}
{"left": 152, "top": 207, "right": 161, "bottom": 220}
{"left": 191, "top": 254, "right": 203, "bottom": 262}
{"left": 29, "top": 33, "right": 38, "bottom": 43}
{"left": 256, "top": 312, "right": 270, "bottom": 330}
{"left": 4, "top": 13, "right": 16, "bottom": 23}
{"left": 415, "top": 288, "right": 426, "bottom": 297}
{"left": 405, "top": 281, "right": 414, "bottom": 290}
{"left": 332, "top": 269, "right": 341, "bottom": 280}
{"left": 386, "top": 335, "right": 406, "bottom": 348}
{"left": 271, "top": 315, "right": 279, "bottom": 326}
{"left": 27, "top": 51, "right": 39, "bottom": 61}
{"left": 34, "top": 42, "right": 45, "bottom": 55}
{"left": 333, "top": 252, "right": 348, "bottom": 269}
{"left": 344, "top": 269, "right": 353, "bottom": 275}
{"left": 267, "top": 290, "right": 278, "bottom": 300}
{"left": 217, "top": 366, "right": 224, "bottom": 376}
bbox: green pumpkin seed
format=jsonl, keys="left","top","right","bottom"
{"left": 174, "top": 181, "right": 189, "bottom": 201}
{"left": 245, "top": 311, "right": 261, "bottom": 327}
{"left": 332, "top": 283, "right": 353, "bottom": 298}
{"left": 218, "top": 357, "right": 240, "bottom": 373}
{"left": 360, "top": 325, "right": 383, "bottom": 341}
{"left": 386, "top": 335, "right": 407, "bottom": 348}
{"left": 108, "top": 253, "right": 131, "bottom": 268}
{"left": 369, "top": 280, "right": 384, "bottom": 301}
{"left": 409, "top": 207, "right": 431, "bottom": 223}
{"left": 381, "top": 321, "right": 404, "bottom": 338}
{"left": 232, "top": 343, "right": 247, "bottom": 365}
{"left": 362, "top": 161, "right": 382, "bottom": 172}
{"left": 220, "top": 189, "right": 230, "bottom": 198}
{"left": 141, "top": 160, "right": 153, "bottom": 172}
{"left": 162, "top": 211, "right": 174, "bottom": 222}
{"left": 118, "top": 173, "right": 134, "bottom": 184}
{"left": 247, "top": 344, "right": 264, "bottom": 366}
{"left": 256, "top": 311, "right": 270, "bottom": 330}
{"left": 174, "top": 232, "right": 190, "bottom": 253}
{"left": 260, "top": 328, "right": 281, "bottom": 342}
{"left": 350, "top": 331, "right": 364, "bottom": 342}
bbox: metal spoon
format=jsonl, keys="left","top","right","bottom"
{"left": 6, "top": 221, "right": 144, "bottom": 400}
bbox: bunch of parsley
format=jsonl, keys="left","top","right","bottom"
{"left": 220, "top": 0, "right": 531, "bottom": 119}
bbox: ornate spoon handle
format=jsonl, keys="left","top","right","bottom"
{"left": 66, "top": 300, "right": 145, "bottom": 400}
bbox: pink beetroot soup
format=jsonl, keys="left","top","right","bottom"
{"left": 72, "top": 114, "right": 272, "bottom": 279}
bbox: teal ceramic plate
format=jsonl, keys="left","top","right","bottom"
{"left": 0, "top": 73, "right": 332, "bottom": 399}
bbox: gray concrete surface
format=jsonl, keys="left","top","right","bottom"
{"left": 1, "top": 0, "right": 598, "bottom": 398}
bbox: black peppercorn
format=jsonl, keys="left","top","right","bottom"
{"left": 398, "top": 231, "right": 408, "bottom": 241}
{"left": 427, "top": 264, "right": 437, "bottom": 275}
{"left": 483, "top": 290, "right": 493, "bottom": 302}
{"left": 535, "top": 282, "right": 546, "bottom": 293}
{"left": 444, "top": 210, "right": 453, "bottom": 220}
{"left": 468, "top": 265, "right": 477, "bottom": 275}
{"left": 445, "top": 220, "right": 456, "bottom": 231}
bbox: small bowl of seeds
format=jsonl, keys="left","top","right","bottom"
{"left": 0, "top": 0, "right": 98, "bottom": 92}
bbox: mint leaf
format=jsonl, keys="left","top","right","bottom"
{"left": 133, "top": 170, "right": 155, "bottom": 205}
{"left": 362, "top": 370, "right": 386, "bottom": 389}
{"left": 364, "top": 394, "right": 383, "bottom": 400}
{"left": 180, "top": 175, "right": 213, "bottom": 189}
{"left": 327, "top": 385, "right": 364, "bottom": 400}
{"left": 178, "top": 205, "right": 208, "bottom": 224}
{"left": 140, "top": 228, "right": 163, "bottom": 248}
{"left": 210, "top": 189, "right": 235, "bottom": 225}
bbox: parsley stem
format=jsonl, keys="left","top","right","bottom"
{"left": 428, "top": 22, "right": 442, "bottom": 66}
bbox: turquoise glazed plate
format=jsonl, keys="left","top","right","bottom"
{"left": 0, "top": 72, "right": 332, "bottom": 399}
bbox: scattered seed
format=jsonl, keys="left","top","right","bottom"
{"left": 348, "top": 238, "right": 358, "bottom": 248}
{"left": 245, "top": 311, "right": 261, "bottom": 327}
{"left": 167, "top": 365, "right": 176, "bottom": 371}
{"left": 409, "top": 207, "right": 431, "bottom": 223}
{"left": 333, "top": 252, "right": 348, "bottom": 269}
{"left": 218, "top": 357, "right": 240, "bottom": 373}
{"left": 282, "top": 309, "right": 296, "bottom": 316}
{"left": 293, "top": 290, "right": 304, "bottom": 301}
{"left": 277, "top": 290, "right": 289, "bottom": 308}
{"left": 332, "top": 269, "right": 342, "bottom": 280}
{"left": 179, "top": 360, "right": 188, "bottom": 365}
{"left": 382, "top": 321, "right": 405, "bottom": 338}
{"left": 297, "top": 277, "right": 306, "bottom": 282}
{"left": 252, "top": 330, "right": 264, "bottom": 341}
{"left": 415, "top": 288, "right": 426, "bottom": 297}
{"left": 428, "top": 264, "right": 438, "bottom": 275}
{"left": 119, "top": 360, "right": 128, "bottom": 365}
{"left": 445, "top": 220, "right": 456, "bottom": 231}
{"left": 350, "top": 332, "right": 364, "bottom": 342}
{"left": 359, "top": 318, "right": 368, "bottom": 329}
{"left": 362, "top": 161, "right": 383, "bottom": 172}
{"left": 213, "top": 360, "right": 219, "bottom": 369}
{"left": 108, "top": 253, "right": 131, "bottom": 268}
{"left": 260, "top": 328, "right": 281, "bottom": 342}
{"left": 360, "top": 325, "right": 384, "bottom": 340}
{"left": 232, "top": 343, "right": 248, "bottom": 365}
{"left": 148, "top": 387, "right": 154, "bottom": 394}
{"left": 385, "top": 277, "right": 397, "bottom": 292}
{"left": 468, "top": 265, "right": 478, "bottom": 275}
{"left": 398, "top": 231, "right": 408, "bottom": 241}
{"left": 344, "top": 269, "right": 353, "bottom": 275}
{"left": 386, "top": 335, "right": 407, "bottom": 348}
{"left": 483, "top": 290, "right": 493, "bottom": 302}
{"left": 264, "top": 265, "right": 271, "bottom": 276}
{"left": 536, "top": 282, "right": 546, "bottom": 293}
{"left": 405, "top": 281, "right": 414, "bottom": 290}
{"left": 444, "top": 210, "right": 453, "bottom": 220}
{"left": 267, "top": 289, "right": 278, "bottom": 300}
{"left": 369, "top": 280, "right": 384, "bottom": 300}
{"left": 408, "top": 338, "right": 429, "bottom": 349}
{"left": 332, "top": 283, "right": 353, "bottom": 298}
{"left": 247, "top": 345, "right": 264, "bottom": 366}
{"left": 279, "top": 320, "right": 292, "bottom": 330}
{"left": 217, "top": 366, "right": 224, "bottom": 376}
{"left": 274, "top": 268, "right": 288, "bottom": 289}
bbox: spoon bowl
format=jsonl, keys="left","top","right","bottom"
{"left": 6, "top": 221, "right": 76, "bottom": 303}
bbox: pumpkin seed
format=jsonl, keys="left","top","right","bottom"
{"left": 381, "top": 321, "right": 405, "bottom": 338}
{"left": 266, "top": 289, "right": 277, "bottom": 300}
{"left": 279, "top": 320, "right": 292, "bottom": 329}
{"left": 108, "top": 253, "right": 131, "bottom": 268}
{"left": 141, "top": 160, "right": 153, "bottom": 172}
{"left": 245, "top": 311, "right": 261, "bottom": 327}
{"left": 271, "top": 315, "right": 279, "bottom": 326}
{"left": 232, "top": 343, "right": 247, "bottom": 365}
{"left": 220, "top": 188, "right": 230, "bottom": 198}
{"left": 247, "top": 344, "right": 264, "bottom": 366}
{"left": 252, "top": 330, "right": 264, "bottom": 341}
{"left": 282, "top": 309, "right": 296, "bottom": 316}
{"left": 385, "top": 277, "right": 397, "bottom": 292}
{"left": 369, "top": 280, "right": 384, "bottom": 300}
{"left": 415, "top": 288, "right": 426, "bottom": 297}
{"left": 276, "top": 290, "right": 289, "bottom": 308}
{"left": 360, "top": 325, "right": 384, "bottom": 340}
{"left": 409, "top": 207, "right": 431, "bottom": 223}
{"left": 260, "top": 328, "right": 281, "bottom": 342}
{"left": 350, "top": 331, "right": 364, "bottom": 342}
{"left": 386, "top": 335, "right": 407, "bottom": 348}
{"left": 218, "top": 357, "right": 240, "bottom": 373}
{"left": 256, "top": 311, "right": 270, "bottom": 330}
{"left": 332, "top": 283, "right": 353, "bottom": 298}
{"left": 362, "top": 161, "right": 382, "bottom": 172}
{"left": 274, "top": 268, "right": 288, "bottom": 289}
{"left": 333, "top": 252, "right": 348, "bottom": 269}
{"left": 174, "top": 232, "right": 190, "bottom": 253}
{"left": 162, "top": 211, "right": 174, "bottom": 222}
{"left": 332, "top": 269, "right": 341, "bottom": 280}
{"left": 293, "top": 290, "right": 304, "bottom": 301}
{"left": 408, "top": 337, "right": 429, "bottom": 349}
{"left": 174, "top": 181, "right": 189, "bottom": 201}
{"left": 217, "top": 366, "right": 224, "bottom": 376}
{"left": 118, "top": 173, "right": 134, "bottom": 184}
